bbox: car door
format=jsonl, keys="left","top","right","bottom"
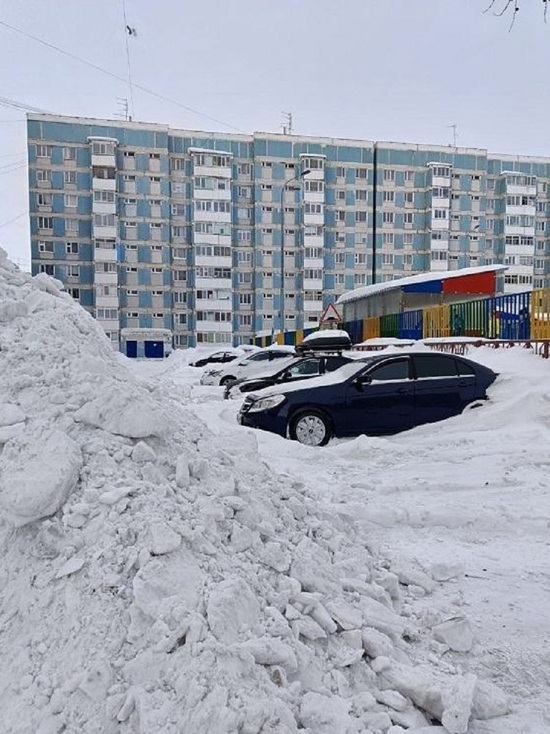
{"left": 411, "top": 353, "right": 477, "bottom": 426}
{"left": 342, "top": 357, "right": 415, "bottom": 436}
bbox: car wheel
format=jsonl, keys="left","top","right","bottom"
{"left": 220, "top": 376, "right": 235, "bottom": 386}
{"left": 290, "top": 410, "right": 331, "bottom": 447}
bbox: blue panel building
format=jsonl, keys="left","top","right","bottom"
{"left": 27, "top": 113, "right": 550, "bottom": 350}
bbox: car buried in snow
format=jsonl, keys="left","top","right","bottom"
{"left": 238, "top": 350, "right": 498, "bottom": 446}
{"left": 200, "top": 345, "right": 297, "bottom": 386}
{"left": 224, "top": 352, "right": 358, "bottom": 399}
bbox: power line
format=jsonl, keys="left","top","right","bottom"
{"left": 0, "top": 162, "right": 27, "bottom": 177}
{"left": 0, "top": 211, "right": 28, "bottom": 229}
{"left": 0, "top": 19, "right": 246, "bottom": 133}
{"left": 0, "top": 95, "right": 49, "bottom": 114}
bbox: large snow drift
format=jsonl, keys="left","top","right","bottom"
{"left": 0, "top": 247, "right": 537, "bottom": 733}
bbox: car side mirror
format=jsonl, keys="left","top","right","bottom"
{"left": 354, "top": 375, "right": 371, "bottom": 390}
{"left": 282, "top": 371, "right": 291, "bottom": 381}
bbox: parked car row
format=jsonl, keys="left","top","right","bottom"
{"left": 237, "top": 351, "right": 498, "bottom": 447}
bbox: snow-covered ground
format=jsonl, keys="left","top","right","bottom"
{"left": 1, "top": 247, "right": 549, "bottom": 733}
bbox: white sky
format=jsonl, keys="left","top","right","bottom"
{"left": 1, "top": 0, "right": 549, "bottom": 270}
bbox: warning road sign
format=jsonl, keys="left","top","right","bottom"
{"left": 319, "top": 302, "right": 342, "bottom": 324}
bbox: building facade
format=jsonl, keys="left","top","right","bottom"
{"left": 27, "top": 113, "right": 550, "bottom": 349}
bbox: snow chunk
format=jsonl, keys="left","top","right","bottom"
{"left": 132, "top": 552, "right": 204, "bottom": 620}
{"left": 433, "top": 616, "right": 474, "bottom": 652}
{"left": 299, "top": 691, "right": 353, "bottom": 733}
{"left": 207, "top": 577, "right": 260, "bottom": 644}
{"left": 0, "top": 403, "right": 25, "bottom": 427}
{"left": 149, "top": 521, "right": 181, "bottom": 555}
{"left": 0, "top": 429, "right": 81, "bottom": 526}
{"left": 74, "top": 387, "right": 167, "bottom": 438}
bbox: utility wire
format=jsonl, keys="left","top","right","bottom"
{"left": 0, "top": 95, "right": 49, "bottom": 114}
{"left": 0, "top": 211, "right": 28, "bottom": 229}
{"left": 0, "top": 162, "right": 27, "bottom": 177}
{"left": 0, "top": 19, "right": 246, "bottom": 133}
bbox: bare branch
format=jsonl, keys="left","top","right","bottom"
{"left": 545, "top": 0, "right": 548, "bottom": 24}
{"left": 495, "top": 0, "right": 513, "bottom": 17}
{"left": 508, "top": 4, "right": 519, "bottom": 31}
{"left": 482, "top": 0, "right": 497, "bottom": 12}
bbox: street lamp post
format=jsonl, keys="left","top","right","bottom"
{"left": 279, "top": 168, "right": 310, "bottom": 338}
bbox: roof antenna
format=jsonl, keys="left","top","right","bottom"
{"left": 448, "top": 123, "right": 458, "bottom": 147}
{"left": 121, "top": 0, "right": 136, "bottom": 120}
{"left": 281, "top": 111, "right": 293, "bottom": 135}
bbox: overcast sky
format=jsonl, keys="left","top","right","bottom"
{"left": 1, "top": 0, "right": 548, "bottom": 270}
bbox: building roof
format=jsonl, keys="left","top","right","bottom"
{"left": 336, "top": 265, "right": 508, "bottom": 305}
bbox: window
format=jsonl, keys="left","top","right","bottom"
{"left": 431, "top": 251, "right": 448, "bottom": 261}
{"left": 194, "top": 200, "right": 231, "bottom": 213}
{"left": 305, "top": 203, "right": 323, "bottom": 215}
{"left": 336, "top": 166, "right": 345, "bottom": 178}
{"left": 355, "top": 211, "right": 367, "bottom": 223}
{"left": 38, "top": 216, "right": 53, "bottom": 230}
{"left": 37, "top": 193, "right": 52, "bottom": 207}
{"left": 433, "top": 187, "right": 450, "bottom": 198}
{"left": 304, "top": 180, "right": 324, "bottom": 193}
{"left": 66, "top": 242, "right": 79, "bottom": 254}
{"left": 382, "top": 212, "right": 394, "bottom": 225}
{"left": 403, "top": 253, "right": 413, "bottom": 265}
{"left": 404, "top": 192, "right": 414, "bottom": 204}
{"left": 238, "top": 272, "right": 252, "bottom": 283}
{"left": 237, "top": 229, "right": 252, "bottom": 242}
{"left": 68, "top": 288, "right": 80, "bottom": 300}
{"left": 414, "top": 354, "right": 459, "bottom": 378}
{"left": 170, "top": 203, "right": 184, "bottom": 217}
{"left": 433, "top": 209, "right": 448, "bottom": 220}
{"left": 403, "top": 233, "right": 413, "bottom": 245}
{"left": 237, "top": 163, "right": 251, "bottom": 175}
{"left": 171, "top": 157, "right": 185, "bottom": 171}
{"left": 38, "top": 240, "right": 53, "bottom": 253}
{"left": 39, "top": 264, "right": 54, "bottom": 275}
{"left": 92, "top": 141, "right": 115, "bottom": 156}
{"left": 383, "top": 233, "right": 394, "bottom": 245}
{"left": 304, "top": 247, "right": 322, "bottom": 258}
{"left": 404, "top": 212, "right": 414, "bottom": 224}
{"left": 355, "top": 253, "right": 366, "bottom": 265}
{"left": 304, "top": 269, "right": 322, "bottom": 279}
{"left": 94, "top": 190, "right": 115, "bottom": 203}
{"left": 335, "top": 252, "right": 345, "bottom": 264}
{"left": 368, "top": 359, "right": 410, "bottom": 381}
{"left": 239, "top": 314, "right": 252, "bottom": 327}
{"left": 382, "top": 253, "right": 394, "bottom": 265}
{"left": 64, "top": 171, "right": 77, "bottom": 185}
{"left": 383, "top": 169, "right": 395, "bottom": 182}
{"left": 64, "top": 147, "right": 76, "bottom": 161}
{"left": 239, "top": 293, "right": 252, "bottom": 305}
{"left": 383, "top": 191, "right": 395, "bottom": 203}
{"left": 64, "top": 194, "right": 77, "bottom": 208}
{"left": 237, "top": 207, "right": 252, "bottom": 219}
{"left": 301, "top": 157, "right": 324, "bottom": 170}
{"left": 36, "top": 144, "right": 52, "bottom": 158}
{"left": 404, "top": 171, "right": 414, "bottom": 182}
{"left": 66, "top": 265, "right": 80, "bottom": 277}
{"left": 94, "top": 214, "right": 115, "bottom": 227}
{"left": 37, "top": 170, "right": 51, "bottom": 183}
{"left": 432, "top": 166, "right": 451, "bottom": 178}
{"left": 356, "top": 168, "right": 368, "bottom": 179}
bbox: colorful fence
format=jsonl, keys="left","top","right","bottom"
{"left": 253, "top": 289, "right": 550, "bottom": 348}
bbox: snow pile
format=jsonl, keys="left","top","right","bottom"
{"left": 0, "top": 248, "right": 510, "bottom": 733}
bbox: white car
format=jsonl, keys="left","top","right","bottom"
{"left": 200, "top": 345, "right": 297, "bottom": 386}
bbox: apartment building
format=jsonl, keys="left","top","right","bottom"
{"left": 27, "top": 113, "right": 550, "bottom": 349}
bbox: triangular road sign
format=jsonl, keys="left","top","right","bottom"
{"left": 319, "top": 302, "right": 342, "bottom": 324}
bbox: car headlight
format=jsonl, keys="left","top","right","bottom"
{"left": 247, "top": 394, "right": 286, "bottom": 413}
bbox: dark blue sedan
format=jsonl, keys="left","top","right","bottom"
{"left": 238, "top": 351, "right": 497, "bottom": 446}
